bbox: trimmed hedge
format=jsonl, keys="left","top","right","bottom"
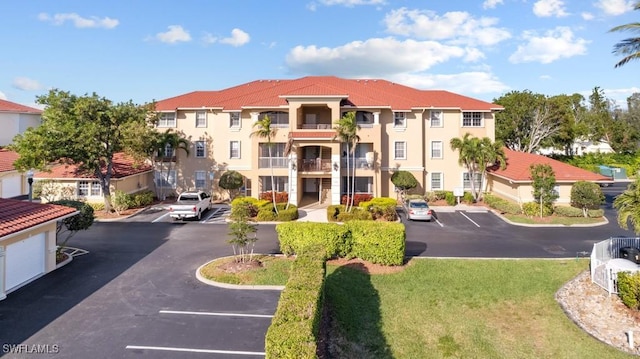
{"left": 483, "top": 194, "right": 521, "bottom": 214}
{"left": 522, "top": 202, "right": 553, "bottom": 217}
{"left": 336, "top": 208, "right": 373, "bottom": 222}
{"left": 588, "top": 209, "right": 605, "bottom": 218}
{"left": 346, "top": 221, "right": 405, "bottom": 266}
{"left": 617, "top": 271, "right": 640, "bottom": 310}
{"left": 276, "top": 222, "right": 352, "bottom": 258}
{"left": 326, "top": 204, "right": 345, "bottom": 222}
{"left": 553, "top": 205, "right": 584, "bottom": 217}
{"left": 265, "top": 248, "right": 326, "bottom": 359}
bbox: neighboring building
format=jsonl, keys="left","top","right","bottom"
{"left": 0, "top": 149, "right": 28, "bottom": 198}
{"left": 0, "top": 99, "right": 42, "bottom": 147}
{"left": 487, "top": 148, "right": 613, "bottom": 205}
{"left": 0, "top": 198, "right": 78, "bottom": 300}
{"left": 154, "top": 76, "right": 503, "bottom": 205}
{"left": 34, "top": 153, "right": 154, "bottom": 203}
{"left": 538, "top": 139, "right": 615, "bottom": 156}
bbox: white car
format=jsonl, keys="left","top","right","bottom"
{"left": 168, "top": 191, "right": 211, "bottom": 220}
{"left": 403, "top": 199, "right": 433, "bottom": 221}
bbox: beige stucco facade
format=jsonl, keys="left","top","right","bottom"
{"left": 36, "top": 172, "right": 153, "bottom": 203}
{"left": 155, "top": 100, "right": 497, "bottom": 205}
{"left": 0, "top": 111, "right": 41, "bottom": 147}
{"left": 488, "top": 176, "right": 574, "bottom": 206}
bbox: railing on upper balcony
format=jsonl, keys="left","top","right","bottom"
{"left": 258, "top": 157, "right": 289, "bottom": 168}
{"left": 342, "top": 158, "right": 373, "bottom": 169}
{"left": 300, "top": 123, "right": 333, "bottom": 130}
{"left": 299, "top": 159, "right": 332, "bottom": 172}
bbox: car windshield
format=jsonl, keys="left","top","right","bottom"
{"left": 179, "top": 195, "right": 199, "bottom": 201}
{"left": 409, "top": 201, "right": 428, "bottom": 208}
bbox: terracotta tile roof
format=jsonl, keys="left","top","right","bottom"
{"left": 489, "top": 148, "right": 612, "bottom": 183}
{"left": 155, "top": 76, "right": 502, "bottom": 112}
{"left": 289, "top": 131, "right": 336, "bottom": 139}
{"left": 0, "top": 149, "right": 19, "bottom": 173}
{"left": 0, "top": 99, "right": 42, "bottom": 114}
{"left": 0, "top": 198, "right": 78, "bottom": 238}
{"left": 36, "top": 152, "right": 152, "bottom": 180}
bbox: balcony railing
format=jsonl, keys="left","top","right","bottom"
{"left": 299, "top": 159, "right": 332, "bottom": 172}
{"left": 258, "top": 157, "right": 289, "bottom": 168}
{"left": 342, "top": 157, "right": 373, "bottom": 169}
{"left": 300, "top": 124, "right": 333, "bottom": 130}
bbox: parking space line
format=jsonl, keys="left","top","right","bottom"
{"left": 434, "top": 218, "right": 444, "bottom": 227}
{"left": 159, "top": 310, "right": 273, "bottom": 318}
{"left": 459, "top": 212, "right": 480, "bottom": 227}
{"left": 201, "top": 207, "right": 222, "bottom": 223}
{"left": 151, "top": 212, "right": 170, "bottom": 223}
{"left": 125, "top": 345, "right": 265, "bottom": 356}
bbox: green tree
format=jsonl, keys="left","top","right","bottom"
{"left": 218, "top": 170, "right": 244, "bottom": 200}
{"left": 570, "top": 181, "right": 605, "bottom": 217}
{"left": 610, "top": 2, "right": 640, "bottom": 68}
{"left": 10, "top": 90, "right": 156, "bottom": 212}
{"left": 152, "top": 129, "right": 190, "bottom": 200}
{"left": 333, "top": 111, "right": 360, "bottom": 212}
{"left": 529, "top": 164, "right": 558, "bottom": 217}
{"left": 391, "top": 170, "right": 418, "bottom": 200}
{"left": 251, "top": 115, "right": 278, "bottom": 215}
{"left": 613, "top": 179, "right": 640, "bottom": 234}
{"left": 51, "top": 200, "right": 94, "bottom": 257}
{"left": 228, "top": 200, "right": 258, "bottom": 263}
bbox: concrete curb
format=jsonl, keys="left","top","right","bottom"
{"left": 487, "top": 208, "right": 610, "bottom": 228}
{"left": 195, "top": 255, "right": 285, "bottom": 291}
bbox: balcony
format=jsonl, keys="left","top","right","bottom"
{"left": 342, "top": 157, "right": 373, "bottom": 169}
{"left": 299, "top": 159, "right": 332, "bottom": 172}
{"left": 258, "top": 157, "right": 289, "bottom": 169}
{"left": 299, "top": 123, "right": 333, "bottom": 130}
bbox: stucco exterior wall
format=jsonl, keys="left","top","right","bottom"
{"left": 36, "top": 172, "right": 153, "bottom": 203}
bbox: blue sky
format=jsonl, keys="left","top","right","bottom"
{"left": 2, "top": 0, "right": 639, "bottom": 109}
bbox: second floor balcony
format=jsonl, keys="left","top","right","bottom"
{"left": 258, "top": 157, "right": 289, "bottom": 169}
{"left": 299, "top": 158, "right": 332, "bottom": 172}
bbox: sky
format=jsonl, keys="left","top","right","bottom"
{"left": 1, "top": 0, "right": 640, "bottom": 110}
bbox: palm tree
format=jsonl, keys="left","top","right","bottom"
{"left": 613, "top": 179, "right": 640, "bottom": 234}
{"left": 610, "top": 2, "right": 640, "bottom": 68}
{"left": 153, "top": 129, "right": 189, "bottom": 200}
{"left": 333, "top": 112, "right": 360, "bottom": 212}
{"left": 251, "top": 115, "right": 278, "bottom": 214}
{"left": 450, "top": 133, "right": 505, "bottom": 201}
{"left": 477, "top": 137, "right": 507, "bottom": 200}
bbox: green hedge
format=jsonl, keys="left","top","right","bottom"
{"left": 358, "top": 197, "right": 397, "bottom": 209}
{"left": 483, "top": 194, "right": 521, "bottom": 214}
{"left": 522, "top": 202, "right": 553, "bottom": 217}
{"left": 336, "top": 208, "right": 373, "bottom": 222}
{"left": 553, "top": 206, "right": 584, "bottom": 217}
{"left": 276, "top": 222, "right": 352, "bottom": 258}
{"left": 326, "top": 205, "right": 345, "bottom": 222}
{"left": 588, "top": 209, "right": 605, "bottom": 218}
{"left": 346, "top": 221, "right": 405, "bottom": 266}
{"left": 265, "top": 248, "right": 326, "bottom": 359}
{"left": 277, "top": 206, "right": 299, "bottom": 221}
{"left": 617, "top": 271, "right": 640, "bottom": 310}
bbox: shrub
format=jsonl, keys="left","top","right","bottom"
{"left": 231, "top": 197, "right": 260, "bottom": 218}
{"left": 359, "top": 197, "right": 398, "bottom": 221}
{"left": 111, "top": 190, "right": 133, "bottom": 213}
{"left": 132, "top": 191, "right": 155, "bottom": 207}
{"left": 433, "top": 191, "right": 449, "bottom": 201}
{"left": 326, "top": 205, "right": 345, "bottom": 222}
{"left": 571, "top": 181, "right": 605, "bottom": 217}
{"left": 337, "top": 208, "right": 373, "bottom": 222}
{"left": 445, "top": 191, "right": 456, "bottom": 206}
{"left": 260, "top": 191, "right": 289, "bottom": 204}
{"left": 277, "top": 206, "right": 299, "bottom": 221}
{"left": 341, "top": 193, "right": 373, "bottom": 206}
{"left": 346, "top": 221, "right": 405, "bottom": 265}
{"left": 276, "top": 222, "right": 352, "bottom": 258}
{"left": 424, "top": 191, "right": 438, "bottom": 202}
{"left": 522, "top": 202, "right": 553, "bottom": 217}
{"left": 588, "top": 209, "right": 605, "bottom": 218}
{"left": 257, "top": 210, "right": 277, "bottom": 222}
{"left": 553, "top": 205, "right": 584, "bottom": 217}
{"left": 617, "top": 271, "right": 640, "bottom": 310}
{"left": 87, "top": 202, "right": 105, "bottom": 212}
{"left": 462, "top": 191, "right": 474, "bottom": 204}
{"left": 359, "top": 197, "right": 397, "bottom": 209}
{"left": 483, "top": 194, "right": 521, "bottom": 214}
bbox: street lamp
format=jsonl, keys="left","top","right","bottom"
{"left": 26, "top": 169, "right": 34, "bottom": 202}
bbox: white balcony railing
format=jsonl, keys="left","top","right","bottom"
{"left": 299, "top": 159, "right": 332, "bottom": 172}
{"left": 258, "top": 157, "right": 289, "bottom": 168}
{"left": 300, "top": 124, "right": 333, "bottom": 130}
{"left": 342, "top": 157, "right": 373, "bottom": 169}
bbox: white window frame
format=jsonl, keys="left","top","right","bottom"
{"left": 230, "top": 112, "right": 241, "bottom": 128}
{"left": 430, "top": 110, "right": 442, "bottom": 127}
{"left": 158, "top": 112, "right": 176, "bottom": 128}
{"left": 77, "top": 181, "right": 89, "bottom": 196}
{"left": 394, "top": 141, "right": 406, "bottom": 160}
{"left": 195, "top": 140, "right": 206, "bottom": 158}
{"left": 230, "top": 141, "right": 241, "bottom": 159}
{"left": 196, "top": 111, "right": 207, "bottom": 128}
{"left": 463, "top": 172, "right": 483, "bottom": 190}
{"left": 431, "top": 141, "right": 443, "bottom": 159}
{"left": 462, "top": 112, "right": 483, "bottom": 127}
{"left": 195, "top": 170, "right": 206, "bottom": 189}
{"left": 155, "top": 170, "right": 176, "bottom": 189}
{"left": 394, "top": 112, "right": 406, "bottom": 128}
{"left": 164, "top": 143, "right": 174, "bottom": 158}
{"left": 431, "top": 172, "right": 443, "bottom": 190}
{"left": 90, "top": 181, "right": 101, "bottom": 196}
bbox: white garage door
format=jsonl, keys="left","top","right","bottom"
{"left": 1, "top": 176, "right": 22, "bottom": 198}
{"left": 5, "top": 233, "right": 46, "bottom": 292}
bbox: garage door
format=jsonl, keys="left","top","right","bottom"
{"left": 1, "top": 176, "right": 22, "bottom": 198}
{"left": 5, "top": 233, "right": 45, "bottom": 292}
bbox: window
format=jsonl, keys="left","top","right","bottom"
{"left": 259, "top": 111, "right": 289, "bottom": 127}
{"left": 195, "top": 171, "right": 206, "bottom": 189}
{"left": 259, "top": 143, "right": 287, "bottom": 168}
{"left": 260, "top": 176, "right": 288, "bottom": 192}
{"left": 394, "top": 112, "right": 406, "bottom": 127}
{"left": 155, "top": 170, "right": 176, "bottom": 188}
{"left": 430, "top": 111, "right": 442, "bottom": 127}
{"left": 164, "top": 144, "right": 174, "bottom": 158}
{"left": 196, "top": 111, "right": 207, "bottom": 128}
{"left": 431, "top": 141, "right": 443, "bottom": 159}
{"left": 342, "top": 111, "right": 374, "bottom": 127}
{"left": 78, "top": 181, "right": 89, "bottom": 196}
{"left": 230, "top": 112, "right": 241, "bottom": 128}
{"left": 230, "top": 141, "right": 241, "bottom": 159}
{"left": 394, "top": 141, "right": 406, "bottom": 159}
{"left": 158, "top": 112, "right": 176, "bottom": 127}
{"left": 463, "top": 172, "right": 483, "bottom": 190}
{"left": 195, "top": 141, "right": 206, "bottom": 158}
{"left": 462, "top": 112, "right": 483, "bottom": 127}
{"left": 342, "top": 176, "right": 373, "bottom": 194}
{"left": 431, "top": 173, "right": 443, "bottom": 190}
{"left": 90, "top": 182, "right": 101, "bottom": 196}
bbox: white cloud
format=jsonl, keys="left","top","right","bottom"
{"left": 464, "top": 48, "right": 486, "bottom": 62}
{"left": 581, "top": 12, "right": 595, "bottom": 20}
{"left": 533, "top": 0, "right": 569, "bottom": 17}
{"left": 286, "top": 37, "right": 466, "bottom": 76}
{"left": 220, "top": 28, "right": 250, "bottom": 47}
{"left": 318, "top": 0, "right": 385, "bottom": 6}
{"left": 37, "top": 12, "right": 118, "bottom": 29}
{"left": 0, "top": 91, "right": 6, "bottom": 100}
{"left": 156, "top": 25, "right": 191, "bottom": 44}
{"left": 602, "top": 86, "right": 640, "bottom": 108}
{"left": 540, "top": 75, "right": 552, "bottom": 80}
{"left": 390, "top": 72, "right": 510, "bottom": 95}
{"left": 594, "top": 0, "right": 635, "bottom": 16}
{"left": 12, "top": 77, "right": 43, "bottom": 91}
{"left": 482, "top": 0, "right": 504, "bottom": 9}
{"left": 509, "top": 27, "right": 589, "bottom": 64}
{"left": 383, "top": 8, "right": 511, "bottom": 46}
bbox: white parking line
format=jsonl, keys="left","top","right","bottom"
{"left": 434, "top": 218, "right": 444, "bottom": 227}
{"left": 200, "top": 207, "right": 222, "bottom": 223}
{"left": 125, "top": 345, "right": 265, "bottom": 356}
{"left": 151, "top": 212, "right": 170, "bottom": 223}
{"left": 459, "top": 212, "right": 480, "bottom": 227}
{"left": 159, "top": 310, "right": 274, "bottom": 318}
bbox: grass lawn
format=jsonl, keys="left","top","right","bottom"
{"left": 504, "top": 214, "right": 606, "bottom": 226}
{"left": 199, "top": 255, "right": 293, "bottom": 286}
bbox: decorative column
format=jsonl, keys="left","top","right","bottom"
{"left": 373, "top": 111, "right": 380, "bottom": 125}
{"left": 289, "top": 153, "right": 298, "bottom": 206}
{"left": 250, "top": 112, "right": 260, "bottom": 123}
{"left": 331, "top": 153, "right": 341, "bottom": 205}
{"left": 0, "top": 246, "right": 6, "bottom": 301}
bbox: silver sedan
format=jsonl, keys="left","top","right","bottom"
{"left": 404, "top": 199, "right": 433, "bottom": 221}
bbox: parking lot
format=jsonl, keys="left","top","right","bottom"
{"left": 126, "top": 204, "right": 231, "bottom": 224}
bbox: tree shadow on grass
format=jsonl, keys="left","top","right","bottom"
{"left": 323, "top": 262, "right": 393, "bottom": 359}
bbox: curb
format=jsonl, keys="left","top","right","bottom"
{"left": 195, "top": 256, "right": 285, "bottom": 291}
{"left": 488, "top": 209, "right": 610, "bottom": 228}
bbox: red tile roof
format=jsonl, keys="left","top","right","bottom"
{"left": 155, "top": 76, "right": 502, "bottom": 112}
{"left": 0, "top": 99, "right": 42, "bottom": 114}
{"left": 36, "top": 152, "right": 152, "bottom": 180}
{"left": 489, "top": 148, "right": 612, "bottom": 183}
{"left": 0, "top": 198, "right": 78, "bottom": 238}
{"left": 0, "top": 149, "right": 19, "bottom": 173}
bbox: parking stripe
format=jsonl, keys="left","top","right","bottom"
{"left": 200, "top": 207, "right": 221, "bottom": 223}
{"left": 459, "top": 212, "right": 480, "bottom": 227}
{"left": 125, "top": 345, "right": 265, "bottom": 356}
{"left": 159, "top": 310, "right": 273, "bottom": 318}
{"left": 152, "top": 212, "right": 170, "bottom": 223}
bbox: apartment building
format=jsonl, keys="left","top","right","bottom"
{"left": 154, "top": 76, "right": 502, "bottom": 205}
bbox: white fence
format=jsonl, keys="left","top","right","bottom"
{"left": 591, "top": 237, "right": 640, "bottom": 294}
